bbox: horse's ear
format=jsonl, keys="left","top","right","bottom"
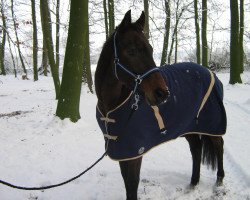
{"left": 120, "top": 10, "right": 132, "bottom": 29}
{"left": 135, "top": 11, "right": 145, "bottom": 31}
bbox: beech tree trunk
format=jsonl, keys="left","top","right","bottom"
{"left": 201, "top": 0, "right": 208, "bottom": 67}
{"left": 239, "top": 0, "right": 244, "bottom": 73}
{"left": 40, "top": 38, "right": 49, "bottom": 76}
{"left": 167, "top": 0, "right": 183, "bottom": 64}
{"left": 160, "top": 0, "right": 171, "bottom": 66}
{"left": 229, "top": 0, "right": 242, "bottom": 84}
{"left": 56, "top": 0, "right": 60, "bottom": 70}
{"left": 194, "top": 0, "right": 201, "bottom": 64}
{"left": 7, "top": 34, "right": 17, "bottom": 77}
{"left": 11, "top": 0, "right": 27, "bottom": 75}
{"left": 40, "top": 0, "right": 60, "bottom": 98}
{"left": 143, "top": 0, "right": 150, "bottom": 40}
{"left": 31, "top": 0, "right": 38, "bottom": 81}
{"left": 108, "top": 0, "right": 115, "bottom": 34}
{"left": 56, "top": 0, "right": 89, "bottom": 122}
{"left": 0, "top": 0, "right": 6, "bottom": 75}
{"left": 103, "top": 0, "right": 109, "bottom": 39}
{"left": 82, "top": 1, "right": 93, "bottom": 93}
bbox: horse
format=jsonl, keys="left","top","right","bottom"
{"left": 95, "top": 10, "right": 226, "bottom": 200}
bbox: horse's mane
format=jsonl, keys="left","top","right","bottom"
{"left": 95, "top": 32, "right": 115, "bottom": 99}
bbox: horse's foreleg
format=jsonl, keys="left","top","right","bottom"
{"left": 119, "top": 157, "right": 142, "bottom": 200}
{"left": 185, "top": 135, "right": 202, "bottom": 186}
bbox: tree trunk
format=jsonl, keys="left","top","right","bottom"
{"left": 143, "top": 0, "right": 150, "bottom": 40}
{"left": 229, "top": 0, "right": 242, "bottom": 84}
{"left": 209, "top": 20, "right": 216, "bottom": 63}
{"left": 167, "top": 0, "right": 183, "bottom": 64}
{"left": 56, "top": 0, "right": 89, "bottom": 122}
{"left": 0, "top": 42, "right": 4, "bottom": 75}
{"left": 40, "top": 38, "right": 49, "bottom": 76}
{"left": 40, "top": 0, "right": 60, "bottom": 98}
{"left": 56, "top": 0, "right": 60, "bottom": 70}
{"left": 239, "top": 0, "right": 244, "bottom": 73}
{"left": 0, "top": 0, "right": 6, "bottom": 75}
{"left": 11, "top": 0, "right": 27, "bottom": 75}
{"left": 174, "top": 26, "right": 178, "bottom": 63}
{"left": 103, "top": 0, "right": 109, "bottom": 39}
{"left": 108, "top": 0, "right": 115, "bottom": 34}
{"left": 7, "top": 35, "right": 17, "bottom": 77}
{"left": 194, "top": 0, "right": 201, "bottom": 64}
{"left": 82, "top": 1, "right": 93, "bottom": 93}
{"left": 160, "top": 0, "right": 171, "bottom": 66}
{"left": 31, "top": 0, "right": 38, "bottom": 81}
{"left": 201, "top": 0, "right": 208, "bottom": 67}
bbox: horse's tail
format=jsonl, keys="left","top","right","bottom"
{"left": 201, "top": 135, "right": 217, "bottom": 170}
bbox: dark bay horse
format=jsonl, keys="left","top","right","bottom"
{"left": 95, "top": 10, "right": 226, "bottom": 200}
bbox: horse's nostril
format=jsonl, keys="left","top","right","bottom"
{"left": 155, "top": 88, "right": 170, "bottom": 104}
{"left": 156, "top": 89, "right": 165, "bottom": 98}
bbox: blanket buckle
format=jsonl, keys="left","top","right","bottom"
{"left": 131, "top": 93, "right": 140, "bottom": 110}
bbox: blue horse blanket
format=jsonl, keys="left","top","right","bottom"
{"left": 96, "top": 62, "right": 227, "bottom": 161}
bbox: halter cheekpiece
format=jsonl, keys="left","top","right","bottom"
{"left": 113, "top": 31, "right": 160, "bottom": 109}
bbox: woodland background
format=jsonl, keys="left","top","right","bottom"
{"left": 0, "top": 1, "right": 250, "bottom": 199}
{"left": 0, "top": 0, "right": 249, "bottom": 121}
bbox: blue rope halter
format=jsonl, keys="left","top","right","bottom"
{"left": 113, "top": 31, "right": 160, "bottom": 100}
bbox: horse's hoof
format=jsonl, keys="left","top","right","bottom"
{"left": 190, "top": 179, "right": 199, "bottom": 187}
{"left": 184, "top": 183, "right": 197, "bottom": 194}
{"left": 189, "top": 183, "right": 198, "bottom": 190}
{"left": 216, "top": 177, "right": 224, "bottom": 187}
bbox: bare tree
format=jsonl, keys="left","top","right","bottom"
{"left": 230, "top": 0, "right": 242, "bottom": 84}
{"left": 82, "top": 0, "right": 93, "bottom": 93}
{"left": 31, "top": 0, "right": 38, "bottom": 81}
{"left": 144, "top": 0, "right": 150, "bottom": 40}
{"left": 167, "top": 0, "right": 188, "bottom": 63}
{"left": 108, "top": 0, "right": 115, "bottom": 34}
{"left": 0, "top": 0, "right": 7, "bottom": 75}
{"left": 56, "top": 0, "right": 60, "bottom": 70}
{"left": 201, "top": 0, "right": 208, "bottom": 67}
{"left": 239, "top": 0, "right": 244, "bottom": 73}
{"left": 40, "top": 0, "right": 60, "bottom": 98}
{"left": 103, "top": 0, "right": 109, "bottom": 39}
{"left": 160, "top": 0, "right": 171, "bottom": 65}
{"left": 39, "top": 38, "right": 49, "bottom": 76}
{"left": 11, "top": 0, "right": 27, "bottom": 76}
{"left": 56, "top": 0, "right": 90, "bottom": 122}
{"left": 7, "top": 34, "right": 17, "bottom": 77}
{"left": 194, "top": 0, "right": 201, "bottom": 64}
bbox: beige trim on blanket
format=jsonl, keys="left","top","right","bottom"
{"left": 97, "top": 92, "right": 133, "bottom": 143}
{"left": 151, "top": 106, "right": 165, "bottom": 130}
{"left": 100, "top": 117, "right": 116, "bottom": 123}
{"left": 103, "top": 134, "right": 118, "bottom": 141}
{"left": 108, "top": 131, "right": 225, "bottom": 162}
{"left": 197, "top": 70, "right": 215, "bottom": 118}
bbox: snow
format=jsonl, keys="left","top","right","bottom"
{"left": 0, "top": 72, "right": 250, "bottom": 200}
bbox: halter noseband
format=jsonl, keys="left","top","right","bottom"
{"left": 113, "top": 31, "right": 160, "bottom": 95}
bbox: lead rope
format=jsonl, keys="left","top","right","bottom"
{"left": 0, "top": 151, "right": 107, "bottom": 190}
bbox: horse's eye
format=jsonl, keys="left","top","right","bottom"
{"left": 127, "top": 48, "right": 137, "bottom": 56}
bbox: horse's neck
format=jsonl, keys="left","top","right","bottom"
{"left": 97, "top": 81, "right": 130, "bottom": 115}
{"left": 95, "top": 36, "right": 131, "bottom": 115}
{"left": 95, "top": 60, "right": 130, "bottom": 115}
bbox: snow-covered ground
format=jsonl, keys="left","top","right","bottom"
{"left": 0, "top": 71, "right": 249, "bottom": 200}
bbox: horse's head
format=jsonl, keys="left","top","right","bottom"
{"left": 114, "top": 10, "right": 169, "bottom": 106}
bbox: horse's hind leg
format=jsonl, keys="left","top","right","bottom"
{"left": 185, "top": 134, "right": 202, "bottom": 186}
{"left": 210, "top": 136, "right": 225, "bottom": 186}
{"left": 119, "top": 157, "right": 142, "bottom": 200}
